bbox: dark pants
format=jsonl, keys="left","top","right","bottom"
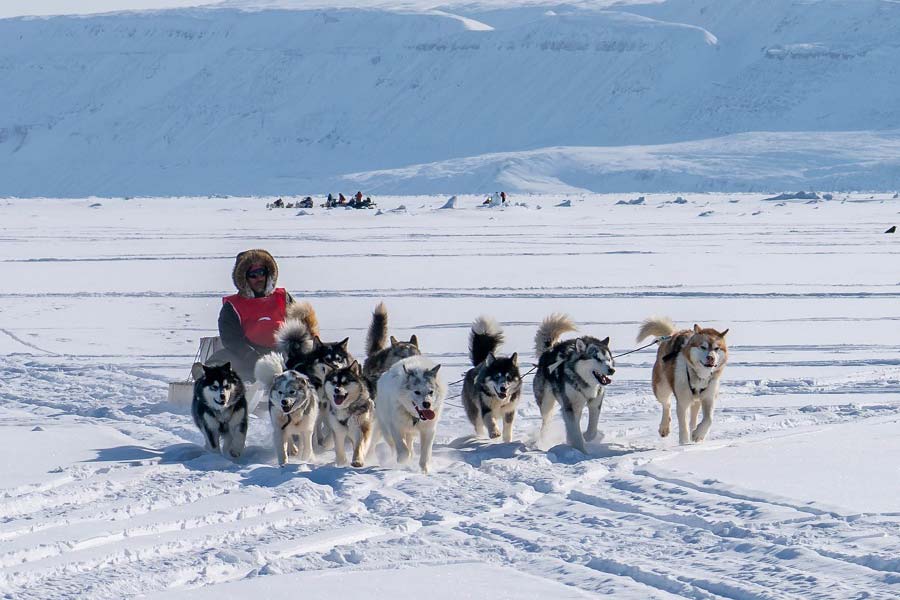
{"left": 205, "top": 348, "right": 258, "bottom": 383}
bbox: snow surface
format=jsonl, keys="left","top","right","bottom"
{"left": 3, "top": 0, "right": 900, "bottom": 195}
{"left": 1, "top": 193, "right": 899, "bottom": 598}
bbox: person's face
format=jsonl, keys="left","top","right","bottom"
{"left": 247, "top": 267, "right": 267, "bottom": 295}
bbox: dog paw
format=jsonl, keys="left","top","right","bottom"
{"left": 420, "top": 464, "right": 430, "bottom": 474}
{"left": 489, "top": 430, "right": 501, "bottom": 439}
{"left": 659, "top": 425, "right": 670, "bottom": 438}
{"left": 584, "top": 429, "right": 597, "bottom": 442}
{"left": 351, "top": 460, "right": 363, "bottom": 468}
{"left": 691, "top": 430, "right": 706, "bottom": 443}
{"left": 229, "top": 451, "right": 241, "bottom": 459}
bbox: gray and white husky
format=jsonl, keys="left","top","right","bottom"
{"left": 462, "top": 316, "right": 522, "bottom": 442}
{"left": 191, "top": 363, "right": 248, "bottom": 459}
{"left": 376, "top": 355, "right": 446, "bottom": 473}
{"left": 533, "top": 314, "right": 615, "bottom": 453}
{"left": 255, "top": 353, "right": 319, "bottom": 465}
{"left": 363, "top": 302, "right": 421, "bottom": 395}
{"left": 323, "top": 361, "right": 377, "bottom": 468}
{"left": 276, "top": 319, "right": 355, "bottom": 451}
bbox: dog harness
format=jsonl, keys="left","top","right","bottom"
{"left": 685, "top": 362, "right": 711, "bottom": 396}
{"left": 275, "top": 396, "right": 312, "bottom": 430}
{"left": 223, "top": 287, "right": 287, "bottom": 347}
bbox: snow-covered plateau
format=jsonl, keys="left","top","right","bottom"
{"left": 3, "top": 0, "right": 900, "bottom": 196}
{"left": 0, "top": 193, "right": 898, "bottom": 598}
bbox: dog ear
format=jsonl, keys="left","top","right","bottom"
{"left": 313, "top": 336, "right": 323, "bottom": 348}
{"left": 600, "top": 336, "right": 610, "bottom": 346}
{"left": 719, "top": 328, "right": 729, "bottom": 337}
{"left": 201, "top": 364, "right": 214, "bottom": 377}
{"left": 693, "top": 324, "right": 702, "bottom": 334}
{"left": 510, "top": 352, "right": 518, "bottom": 367}
{"left": 221, "top": 362, "right": 231, "bottom": 372}
{"left": 484, "top": 353, "right": 495, "bottom": 366}
{"left": 409, "top": 334, "right": 419, "bottom": 348}
{"left": 429, "top": 364, "right": 441, "bottom": 376}
{"left": 339, "top": 337, "right": 349, "bottom": 350}
{"left": 390, "top": 335, "right": 399, "bottom": 346}
{"left": 575, "top": 338, "right": 586, "bottom": 353}
{"left": 349, "top": 360, "right": 361, "bottom": 375}
{"left": 402, "top": 363, "right": 409, "bottom": 375}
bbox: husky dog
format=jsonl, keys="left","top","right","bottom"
{"left": 276, "top": 319, "right": 354, "bottom": 450}
{"left": 255, "top": 353, "right": 319, "bottom": 465}
{"left": 323, "top": 361, "right": 376, "bottom": 468}
{"left": 363, "top": 302, "right": 421, "bottom": 395}
{"left": 376, "top": 356, "right": 446, "bottom": 474}
{"left": 191, "top": 363, "right": 248, "bottom": 459}
{"left": 462, "top": 316, "right": 522, "bottom": 442}
{"left": 533, "top": 314, "right": 615, "bottom": 453}
{"left": 637, "top": 318, "right": 729, "bottom": 445}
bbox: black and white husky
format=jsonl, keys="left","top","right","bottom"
{"left": 533, "top": 314, "right": 615, "bottom": 453}
{"left": 363, "top": 302, "right": 421, "bottom": 395}
{"left": 462, "top": 316, "right": 522, "bottom": 442}
{"left": 323, "top": 361, "right": 376, "bottom": 468}
{"left": 276, "top": 319, "right": 354, "bottom": 450}
{"left": 255, "top": 353, "right": 319, "bottom": 465}
{"left": 191, "top": 363, "right": 248, "bottom": 459}
{"left": 376, "top": 356, "right": 446, "bottom": 473}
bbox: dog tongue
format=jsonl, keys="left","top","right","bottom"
{"left": 599, "top": 374, "right": 611, "bottom": 385}
{"left": 419, "top": 409, "right": 436, "bottom": 421}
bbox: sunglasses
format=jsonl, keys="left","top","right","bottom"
{"left": 246, "top": 268, "right": 268, "bottom": 279}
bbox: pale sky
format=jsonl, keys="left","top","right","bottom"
{"left": 0, "top": 1, "right": 224, "bottom": 19}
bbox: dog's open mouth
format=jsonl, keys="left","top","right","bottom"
{"left": 705, "top": 359, "right": 717, "bottom": 368}
{"left": 415, "top": 407, "right": 436, "bottom": 421}
{"left": 593, "top": 372, "right": 612, "bottom": 386}
{"left": 496, "top": 390, "right": 508, "bottom": 400}
{"left": 333, "top": 392, "right": 348, "bottom": 406}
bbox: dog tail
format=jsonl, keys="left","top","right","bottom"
{"left": 366, "top": 302, "right": 389, "bottom": 357}
{"left": 636, "top": 316, "right": 676, "bottom": 343}
{"left": 534, "top": 314, "right": 577, "bottom": 358}
{"left": 470, "top": 316, "right": 504, "bottom": 366}
{"left": 254, "top": 352, "right": 285, "bottom": 390}
{"left": 276, "top": 319, "right": 315, "bottom": 357}
{"left": 285, "top": 301, "right": 319, "bottom": 338}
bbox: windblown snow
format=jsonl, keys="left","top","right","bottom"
{"left": 0, "top": 193, "right": 898, "bottom": 598}
{"left": 3, "top": 0, "right": 900, "bottom": 196}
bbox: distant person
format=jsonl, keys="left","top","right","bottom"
{"left": 338, "top": 193, "right": 348, "bottom": 205}
{"left": 206, "top": 249, "right": 315, "bottom": 382}
{"left": 355, "top": 191, "right": 363, "bottom": 203}
{"left": 500, "top": 191, "right": 507, "bottom": 204}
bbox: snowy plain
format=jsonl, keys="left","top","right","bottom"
{"left": 0, "top": 193, "right": 898, "bottom": 598}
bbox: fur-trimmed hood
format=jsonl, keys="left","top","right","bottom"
{"left": 232, "top": 249, "right": 279, "bottom": 298}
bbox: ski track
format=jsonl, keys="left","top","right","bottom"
{"left": 1, "top": 354, "right": 898, "bottom": 599}
{"left": 1, "top": 195, "right": 898, "bottom": 598}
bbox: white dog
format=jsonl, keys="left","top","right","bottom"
{"left": 375, "top": 355, "right": 446, "bottom": 473}
{"left": 255, "top": 353, "right": 319, "bottom": 465}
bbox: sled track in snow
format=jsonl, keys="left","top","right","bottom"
{"left": 0, "top": 356, "right": 899, "bottom": 598}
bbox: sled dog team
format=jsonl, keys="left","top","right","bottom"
{"left": 193, "top": 303, "right": 729, "bottom": 473}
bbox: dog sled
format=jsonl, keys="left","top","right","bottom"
{"left": 167, "top": 336, "right": 267, "bottom": 413}
{"left": 167, "top": 336, "right": 224, "bottom": 408}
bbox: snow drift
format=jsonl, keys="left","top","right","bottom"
{"left": 2, "top": 0, "right": 900, "bottom": 196}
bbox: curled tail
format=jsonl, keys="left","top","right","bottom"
{"left": 534, "top": 314, "right": 577, "bottom": 358}
{"left": 470, "top": 316, "right": 504, "bottom": 366}
{"left": 636, "top": 316, "right": 676, "bottom": 343}
{"left": 276, "top": 319, "right": 315, "bottom": 358}
{"left": 286, "top": 301, "right": 319, "bottom": 338}
{"left": 254, "top": 352, "right": 285, "bottom": 390}
{"left": 366, "top": 302, "right": 388, "bottom": 357}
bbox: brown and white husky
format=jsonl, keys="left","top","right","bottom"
{"left": 637, "top": 318, "right": 729, "bottom": 445}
